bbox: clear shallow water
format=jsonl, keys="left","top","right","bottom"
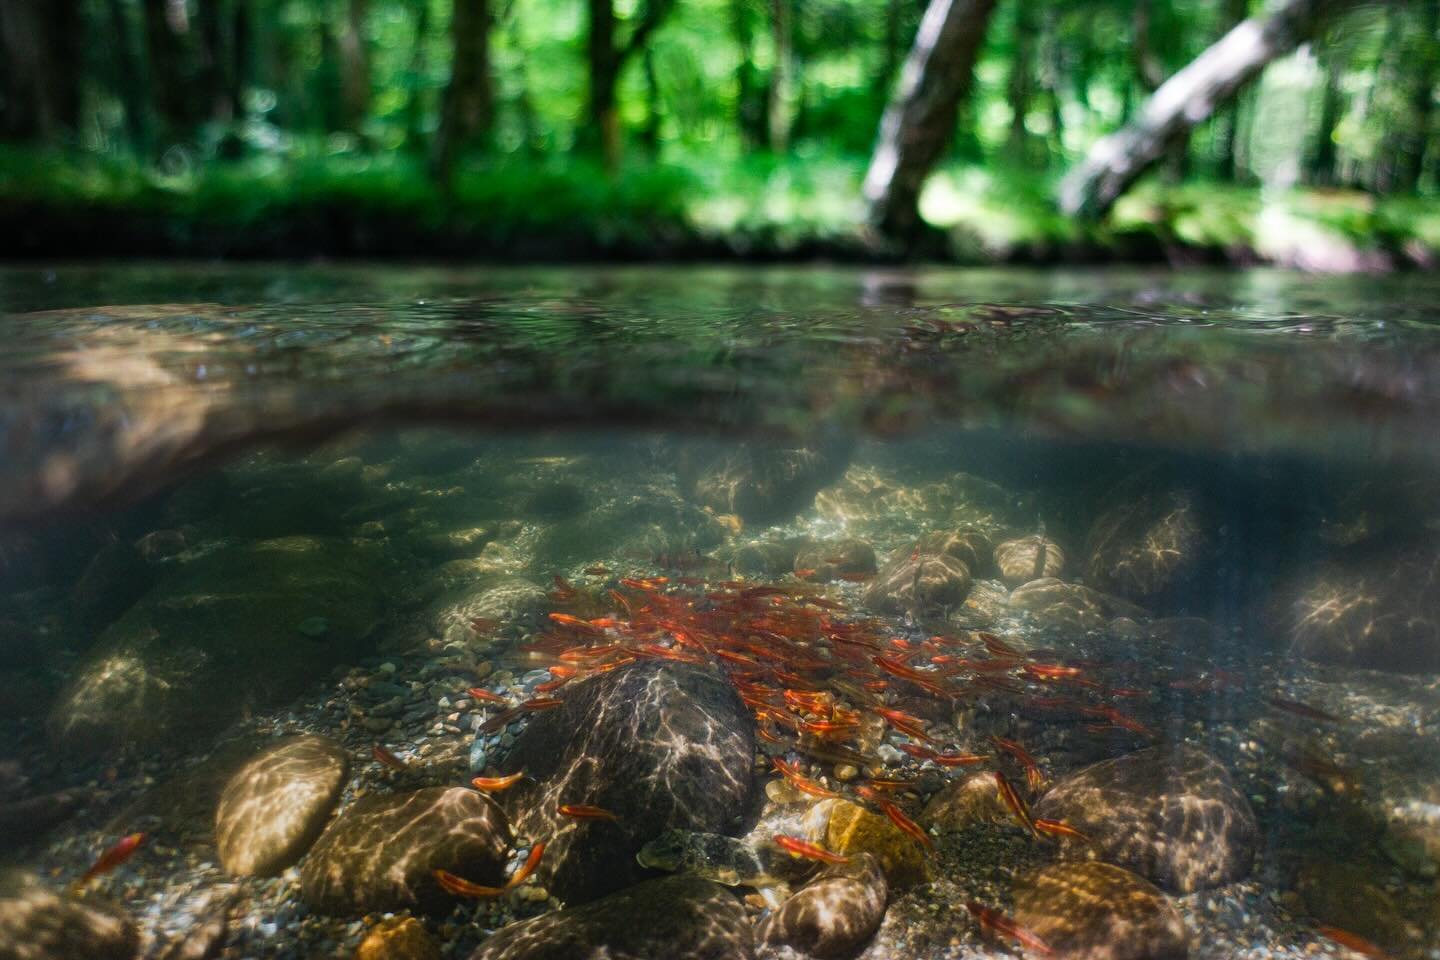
{"left": 0, "top": 264, "right": 1438, "bottom": 960}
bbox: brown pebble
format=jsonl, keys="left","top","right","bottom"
{"left": 354, "top": 917, "right": 440, "bottom": 960}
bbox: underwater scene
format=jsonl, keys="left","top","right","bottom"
{"left": 2, "top": 264, "right": 1439, "bottom": 960}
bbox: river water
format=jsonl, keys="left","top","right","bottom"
{"left": 0, "top": 264, "right": 1437, "bottom": 960}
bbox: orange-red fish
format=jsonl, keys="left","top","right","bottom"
{"left": 373, "top": 744, "right": 407, "bottom": 771}
{"left": 558, "top": 804, "right": 620, "bottom": 821}
{"left": 468, "top": 687, "right": 511, "bottom": 706}
{"left": 434, "top": 868, "right": 508, "bottom": 898}
{"left": 772, "top": 757, "right": 841, "bottom": 799}
{"left": 932, "top": 751, "right": 989, "bottom": 767}
{"left": 1033, "top": 818, "right": 1091, "bottom": 844}
{"left": 1314, "top": 925, "right": 1390, "bottom": 959}
{"left": 550, "top": 575, "right": 578, "bottom": 599}
{"left": 773, "top": 834, "right": 850, "bottom": 864}
{"left": 876, "top": 796, "right": 935, "bottom": 856}
{"left": 548, "top": 612, "right": 603, "bottom": 635}
{"left": 978, "top": 632, "right": 1025, "bottom": 659}
{"left": 521, "top": 697, "right": 565, "bottom": 711}
{"left": 507, "top": 841, "right": 547, "bottom": 888}
{"left": 991, "top": 735, "right": 1045, "bottom": 792}
{"left": 994, "top": 771, "right": 1039, "bottom": 836}
{"left": 966, "top": 902, "right": 1053, "bottom": 956}
{"left": 535, "top": 676, "right": 571, "bottom": 694}
{"left": 472, "top": 771, "right": 526, "bottom": 792}
{"left": 74, "top": 832, "right": 145, "bottom": 889}
{"left": 1023, "top": 663, "right": 1082, "bottom": 681}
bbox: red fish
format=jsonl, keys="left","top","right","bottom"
{"left": 773, "top": 835, "right": 850, "bottom": 864}
{"left": 772, "top": 757, "right": 841, "bottom": 799}
{"left": 966, "top": 902, "right": 1053, "bottom": 955}
{"left": 558, "top": 804, "right": 621, "bottom": 821}
{"left": 521, "top": 697, "right": 564, "bottom": 711}
{"left": 876, "top": 796, "right": 935, "bottom": 856}
{"left": 994, "top": 771, "right": 1039, "bottom": 836}
{"left": 472, "top": 771, "right": 526, "bottom": 792}
{"left": 933, "top": 751, "right": 989, "bottom": 767}
{"left": 507, "top": 841, "right": 547, "bottom": 888}
{"left": 991, "top": 735, "right": 1045, "bottom": 792}
{"left": 468, "top": 687, "right": 511, "bottom": 706}
{"left": 1033, "top": 818, "right": 1091, "bottom": 844}
{"left": 548, "top": 612, "right": 603, "bottom": 635}
{"left": 373, "top": 744, "right": 407, "bottom": 771}
{"left": 1315, "top": 925, "right": 1390, "bottom": 959}
{"left": 74, "top": 832, "right": 145, "bottom": 889}
{"left": 434, "top": 868, "right": 507, "bottom": 898}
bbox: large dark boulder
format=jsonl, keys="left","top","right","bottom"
{"left": 48, "top": 537, "right": 386, "bottom": 758}
{"left": 1032, "top": 745, "right": 1257, "bottom": 893}
{"left": 1084, "top": 487, "right": 1209, "bottom": 603}
{"left": 300, "top": 787, "right": 511, "bottom": 915}
{"left": 1278, "top": 546, "right": 1440, "bottom": 674}
{"left": 498, "top": 662, "right": 755, "bottom": 904}
{"left": 469, "top": 876, "right": 752, "bottom": 960}
{"left": 680, "top": 440, "right": 852, "bottom": 526}
{"left": 0, "top": 871, "right": 138, "bottom": 960}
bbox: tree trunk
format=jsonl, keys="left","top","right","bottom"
{"left": 402, "top": 0, "right": 431, "bottom": 150}
{"left": 1059, "top": 0, "right": 1342, "bottom": 219}
{"left": 435, "top": 0, "right": 494, "bottom": 180}
{"left": 862, "top": 0, "right": 999, "bottom": 239}
{"left": 105, "top": 0, "right": 152, "bottom": 151}
{"left": 0, "top": 0, "right": 82, "bottom": 143}
{"left": 1005, "top": 1, "right": 1034, "bottom": 161}
{"left": 732, "top": 0, "right": 765, "bottom": 148}
{"left": 1395, "top": 0, "right": 1439, "bottom": 191}
{"left": 1212, "top": 0, "right": 1249, "bottom": 179}
{"left": 584, "top": 0, "right": 676, "bottom": 170}
{"left": 767, "top": 0, "right": 795, "bottom": 151}
{"left": 337, "top": 0, "right": 371, "bottom": 132}
{"left": 1131, "top": 0, "right": 1165, "bottom": 93}
{"left": 143, "top": 0, "right": 201, "bottom": 142}
{"left": 640, "top": 45, "right": 662, "bottom": 154}
{"left": 1307, "top": 50, "right": 1344, "bottom": 186}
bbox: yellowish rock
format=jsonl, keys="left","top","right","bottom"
{"left": 825, "top": 800, "right": 931, "bottom": 888}
{"left": 355, "top": 917, "right": 440, "bottom": 960}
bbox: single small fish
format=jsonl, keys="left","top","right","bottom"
{"left": 521, "top": 697, "right": 565, "bottom": 711}
{"left": 584, "top": 565, "right": 611, "bottom": 576}
{"left": 548, "top": 612, "right": 602, "bottom": 635}
{"left": 73, "top": 832, "right": 145, "bottom": 890}
{"left": 932, "top": 751, "right": 990, "bottom": 767}
{"left": 1315, "top": 925, "right": 1391, "bottom": 959}
{"left": 876, "top": 796, "right": 935, "bottom": 856}
{"left": 772, "top": 757, "right": 841, "bottom": 799}
{"left": 1033, "top": 818, "right": 1092, "bottom": 844}
{"left": 535, "top": 676, "right": 571, "bottom": 694}
{"left": 507, "top": 841, "right": 547, "bottom": 887}
{"left": 773, "top": 834, "right": 850, "bottom": 864}
{"left": 1266, "top": 696, "right": 1341, "bottom": 724}
{"left": 794, "top": 568, "right": 818, "bottom": 579}
{"left": 558, "top": 804, "right": 621, "bottom": 821}
{"left": 994, "top": 771, "right": 1039, "bottom": 836}
{"left": 966, "top": 901, "right": 1053, "bottom": 956}
{"left": 467, "top": 687, "right": 511, "bottom": 706}
{"left": 472, "top": 771, "right": 526, "bottom": 792}
{"left": 373, "top": 744, "right": 407, "bottom": 771}
{"left": 434, "top": 868, "right": 507, "bottom": 898}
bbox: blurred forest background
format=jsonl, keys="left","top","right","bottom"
{"left": 2, "top": 0, "right": 1439, "bottom": 265}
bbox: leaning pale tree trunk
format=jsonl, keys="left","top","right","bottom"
{"left": 1060, "top": 0, "right": 1344, "bottom": 219}
{"left": 863, "top": 0, "right": 998, "bottom": 239}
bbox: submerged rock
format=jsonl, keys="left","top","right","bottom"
{"left": 794, "top": 539, "right": 877, "bottom": 582}
{"left": 469, "top": 875, "right": 752, "bottom": 960}
{"left": 994, "top": 535, "right": 1065, "bottom": 587}
{"left": 912, "top": 528, "right": 994, "bottom": 576}
{"left": 1012, "top": 862, "right": 1189, "bottom": 960}
{"left": 498, "top": 662, "right": 754, "bottom": 903}
{"left": 820, "top": 799, "right": 930, "bottom": 889}
{"left": 863, "top": 552, "right": 972, "bottom": 618}
{"left": 1296, "top": 860, "right": 1411, "bottom": 955}
{"left": 214, "top": 735, "right": 348, "bottom": 877}
{"left": 1007, "top": 578, "right": 1144, "bottom": 633}
{"left": 1278, "top": 546, "right": 1440, "bottom": 673}
{"left": 919, "top": 773, "right": 1008, "bottom": 834}
{"left": 1084, "top": 487, "right": 1208, "bottom": 602}
{"left": 0, "top": 870, "right": 138, "bottom": 960}
{"left": 1032, "top": 745, "right": 1257, "bottom": 893}
{"left": 681, "top": 440, "right": 852, "bottom": 525}
{"left": 355, "top": 917, "right": 442, "bottom": 960}
{"left": 756, "top": 852, "right": 887, "bottom": 958}
{"left": 300, "top": 787, "right": 511, "bottom": 915}
{"left": 48, "top": 537, "right": 385, "bottom": 758}
{"left": 431, "top": 577, "right": 547, "bottom": 650}
{"left": 730, "top": 538, "right": 814, "bottom": 578}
